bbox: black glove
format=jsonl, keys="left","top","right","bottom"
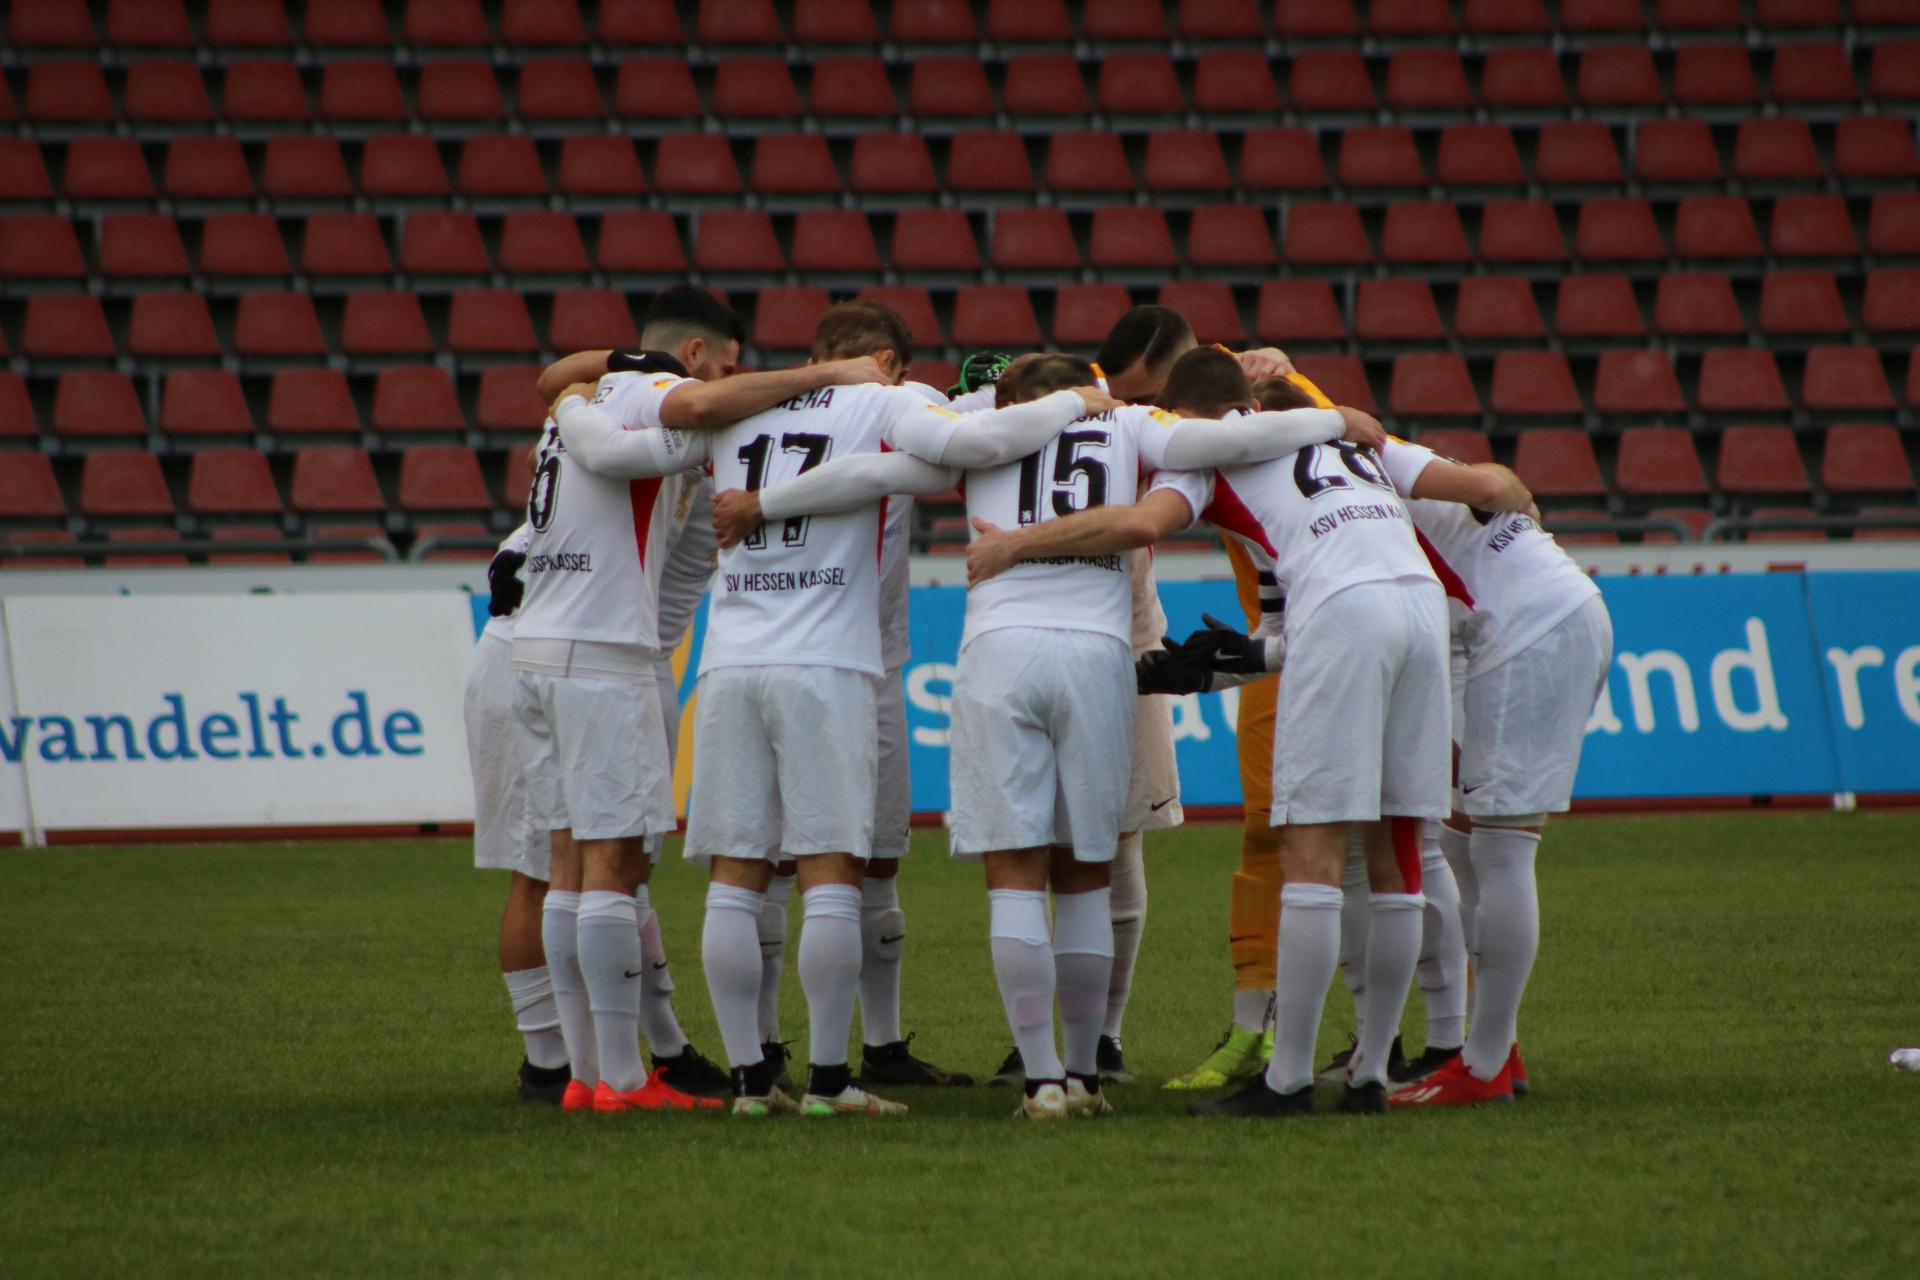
{"left": 1136, "top": 635, "right": 1215, "bottom": 695}
{"left": 487, "top": 549, "right": 526, "bottom": 617}
{"left": 1188, "top": 612, "right": 1269, "bottom": 677}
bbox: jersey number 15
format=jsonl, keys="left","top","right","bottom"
{"left": 1017, "top": 430, "right": 1110, "bottom": 525}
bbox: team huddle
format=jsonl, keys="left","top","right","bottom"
{"left": 463, "top": 284, "right": 1613, "bottom": 1120}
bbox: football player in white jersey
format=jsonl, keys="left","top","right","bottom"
{"left": 552, "top": 301, "right": 1105, "bottom": 1116}
{"left": 516, "top": 287, "right": 894, "bottom": 1114}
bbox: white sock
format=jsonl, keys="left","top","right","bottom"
{"left": 1052, "top": 887, "right": 1114, "bottom": 1076}
{"left": 1440, "top": 822, "right": 1476, "bottom": 1020}
{"left": 1463, "top": 825, "right": 1542, "bottom": 1079}
{"left": 702, "top": 883, "right": 767, "bottom": 1068}
{"left": 502, "top": 966, "right": 568, "bottom": 1070}
{"left": 1417, "top": 836, "right": 1468, "bottom": 1050}
{"left": 1103, "top": 833, "right": 1147, "bottom": 1039}
{"left": 799, "top": 884, "right": 864, "bottom": 1069}
{"left": 858, "top": 876, "right": 905, "bottom": 1047}
{"left": 577, "top": 890, "right": 645, "bottom": 1093}
{"left": 988, "top": 888, "right": 1064, "bottom": 1081}
{"left": 1353, "top": 892, "right": 1424, "bottom": 1086}
{"left": 1233, "top": 988, "right": 1274, "bottom": 1035}
{"left": 633, "top": 886, "right": 688, "bottom": 1058}
{"left": 541, "top": 890, "right": 597, "bottom": 1087}
{"left": 1264, "top": 883, "right": 1344, "bottom": 1095}
{"left": 1339, "top": 843, "right": 1370, "bottom": 1047}
{"left": 756, "top": 873, "right": 794, "bottom": 1044}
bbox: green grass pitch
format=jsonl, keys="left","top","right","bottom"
{"left": 4, "top": 812, "right": 1919, "bottom": 1279}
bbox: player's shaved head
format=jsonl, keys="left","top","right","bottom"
{"left": 1250, "top": 375, "right": 1317, "bottom": 412}
{"left": 1096, "top": 306, "right": 1197, "bottom": 402}
{"left": 1002, "top": 353, "right": 1097, "bottom": 404}
{"left": 1161, "top": 346, "right": 1254, "bottom": 418}
{"left": 812, "top": 299, "right": 914, "bottom": 376}
{"left": 640, "top": 284, "right": 746, "bottom": 352}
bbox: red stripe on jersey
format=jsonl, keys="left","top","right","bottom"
{"left": 876, "top": 494, "right": 889, "bottom": 566}
{"left": 1413, "top": 527, "right": 1474, "bottom": 609}
{"left": 628, "top": 476, "right": 663, "bottom": 566}
{"left": 1201, "top": 476, "right": 1279, "bottom": 559}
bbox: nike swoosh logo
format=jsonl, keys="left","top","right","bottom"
{"left": 623, "top": 969, "right": 643, "bottom": 979}
{"left": 879, "top": 934, "right": 906, "bottom": 946}
{"left": 653, "top": 962, "right": 668, "bottom": 970}
{"left": 1150, "top": 797, "right": 1177, "bottom": 811}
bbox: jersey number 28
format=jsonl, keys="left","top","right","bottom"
{"left": 739, "top": 432, "right": 831, "bottom": 549}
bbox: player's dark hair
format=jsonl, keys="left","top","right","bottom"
{"left": 1094, "top": 305, "right": 1195, "bottom": 379}
{"left": 1006, "top": 353, "right": 1097, "bottom": 403}
{"left": 640, "top": 284, "right": 746, "bottom": 349}
{"left": 1161, "top": 346, "right": 1254, "bottom": 418}
{"left": 1250, "top": 375, "right": 1317, "bottom": 411}
{"left": 811, "top": 299, "right": 914, "bottom": 367}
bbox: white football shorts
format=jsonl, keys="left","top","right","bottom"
{"left": 948, "top": 626, "right": 1135, "bottom": 862}
{"left": 1120, "top": 691, "right": 1183, "bottom": 833}
{"left": 513, "top": 668, "right": 677, "bottom": 843}
{"left": 683, "top": 664, "right": 878, "bottom": 865}
{"left": 1270, "top": 578, "right": 1452, "bottom": 826}
{"left": 464, "top": 632, "right": 551, "bottom": 879}
{"left": 645, "top": 655, "right": 684, "bottom": 860}
{"left": 1460, "top": 594, "right": 1614, "bottom": 818}
{"left": 873, "top": 665, "right": 912, "bottom": 860}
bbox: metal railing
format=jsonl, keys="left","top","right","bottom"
{"left": 0, "top": 536, "right": 402, "bottom": 564}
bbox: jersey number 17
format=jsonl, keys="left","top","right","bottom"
{"left": 739, "top": 432, "right": 831, "bottom": 550}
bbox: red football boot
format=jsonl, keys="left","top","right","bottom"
{"left": 1508, "top": 1045, "right": 1529, "bottom": 1098}
{"left": 593, "top": 1069, "right": 724, "bottom": 1112}
{"left": 561, "top": 1079, "right": 597, "bottom": 1112}
{"left": 1390, "top": 1052, "right": 1514, "bottom": 1107}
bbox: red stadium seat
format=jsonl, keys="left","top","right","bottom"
{"left": 1289, "top": 52, "right": 1376, "bottom": 112}
{"left": 399, "top": 446, "right": 491, "bottom": 510}
{"left": 1578, "top": 47, "right": 1663, "bottom": 107}
{"left": 558, "top": 136, "right": 648, "bottom": 198}
{"left": 987, "top": 0, "right": 1074, "bottom": 41}
{"left": 1869, "top": 193, "right": 1920, "bottom": 255}
{"left": 360, "top": 135, "right": 452, "bottom": 198}
{"left": 1468, "top": 0, "right": 1548, "bottom": 31}
{"left": 166, "top": 137, "right": 254, "bottom": 199}
{"left": 1481, "top": 48, "right": 1567, "bottom": 110}
{"left": 1090, "top": 206, "right": 1176, "bottom": 268}
{"left": 341, "top": 292, "right": 435, "bottom": 355}
{"left": 753, "top": 286, "right": 833, "bottom": 348}
{"left": 700, "top": 0, "right": 784, "bottom": 42}
{"left": 234, "top": 291, "right": 327, "bottom": 356}
{"left": 1143, "top": 131, "right": 1231, "bottom": 192}
{"left": 1575, "top": 199, "right": 1664, "bottom": 259}
{"left": 1357, "top": 279, "right": 1445, "bottom": 341}
{"left": 419, "top": 61, "right": 505, "bottom": 121}
{"left": 23, "top": 295, "right": 114, "bottom": 358}
{"left": 950, "top": 285, "right": 1042, "bottom": 346}
{"left": 1456, "top": 276, "right": 1546, "bottom": 340}
{"left": 1086, "top": 0, "right": 1168, "bottom": 39}
{"left": 1480, "top": 201, "right": 1568, "bottom": 261}
{"left": 1159, "top": 281, "right": 1244, "bottom": 344}
{"left": 1770, "top": 194, "right": 1860, "bottom": 257}
{"left": 1758, "top": 270, "right": 1849, "bottom": 336}
{"left": 0, "top": 216, "right": 86, "bottom": 279}
{"left": 1099, "top": 54, "right": 1186, "bottom": 115}
{"left": 211, "top": 0, "right": 295, "bottom": 47}
{"left": 400, "top": 212, "right": 490, "bottom": 275}
{"left": 407, "top": 0, "right": 491, "bottom": 44}
{"left": 653, "top": 135, "right": 743, "bottom": 195}
{"left": 189, "top": 449, "right": 282, "bottom": 514}
{"left": 1536, "top": 123, "right": 1623, "bottom": 187}
{"left": 1594, "top": 349, "right": 1685, "bottom": 413}
{"left": 1614, "top": 428, "right": 1708, "bottom": 495}
{"left": 1275, "top": 0, "right": 1360, "bottom": 36}
{"left": 320, "top": 62, "right": 410, "bottom": 122}
{"left": 1386, "top": 50, "right": 1473, "bottom": 111}
{"left": 752, "top": 135, "right": 840, "bottom": 195}
{"left": 1652, "top": 272, "right": 1745, "bottom": 337}
{"left": 694, "top": 210, "right": 785, "bottom": 272}
{"left": 459, "top": 136, "right": 547, "bottom": 198}
{"left": 812, "top": 59, "right": 898, "bottom": 117}
{"left": 909, "top": 60, "right": 995, "bottom": 116}
{"left": 1, "top": 530, "right": 86, "bottom": 568}
{"left": 1735, "top": 118, "right": 1823, "bottom": 182}
{"left": 1382, "top": 203, "right": 1470, "bottom": 263}
{"left": 1870, "top": 42, "right": 1920, "bottom": 100}
{"left": 1255, "top": 279, "right": 1345, "bottom": 342}
{"left": 79, "top": 451, "right": 173, "bottom": 517}
{"left": 1490, "top": 351, "right": 1582, "bottom": 415}
{"left": 0, "top": 376, "right": 32, "bottom": 437}
{"left": 549, "top": 290, "right": 639, "bottom": 351}
{"left": 12, "top": 0, "right": 97, "bottom": 47}
{"left": 1179, "top": 0, "right": 1265, "bottom": 36}
{"left": 1284, "top": 203, "right": 1373, "bottom": 264}
{"left": 302, "top": 213, "right": 393, "bottom": 276}
{"left": 0, "top": 139, "right": 54, "bottom": 201}
{"left": 1856, "top": 0, "right": 1920, "bottom": 22}
{"left": 891, "top": 209, "right": 981, "bottom": 270}
{"left": 1437, "top": 125, "right": 1524, "bottom": 187}
{"left": 1835, "top": 116, "right": 1920, "bottom": 180}
{"left": 55, "top": 371, "right": 147, "bottom": 435}
{"left": 892, "top": 0, "right": 977, "bottom": 40}
{"left": 1005, "top": 57, "right": 1090, "bottom": 116}
{"left": 1240, "top": 128, "right": 1328, "bottom": 189}
{"left": 1046, "top": 132, "right": 1133, "bottom": 192}
{"left": 447, "top": 291, "right": 538, "bottom": 353}
{"left": 1823, "top": 425, "right": 1914, "bottom": 491}
{"left": 1659, "top": 0, "right": 1742, "bottom": 26}
{"left": 26, "top": 62, "right": 114, "bottom": 124}
{"left": 1194, "top": 53, "right": 1279, "bottom": 114}
{"left": 222, "top": 61, "right": 311, "bottom": 122}
{"left": 306, "top": 0, "right": 392, "bottom": 43}
{"left": 129, "top": 293, "right": 221, "bottom": 358}
{"left": 1371, "top": 0, "right": 1454, "bottom": 33}
{"left": 1674, "top": 196, "right": 1764, "bottom": 258}
{"left": 597, "top": 211, "right": 689, "bottom": 273}
{"left": 99, "top": 214, "right": 191, "bottom": 279}
{"left": 161, "top": 370, "right": 254, "bottom": 435}
{"left": 1717, "top": 426, "right": 1809, "bottom": 493}
{"left": 791, "top": 210, "right": 882, "bottom": 271}
{"left": 1672, "top": 44, "right": 1757, "bottom": 104}
{"left": 1340, "top": 127, "right": 1426, "bottom": 187}
{"left": 124, "top": 62, "right": 213, "bottom": 125}
{"left": 947, "top": 133, "right": 1035, "bottom": 192}
{"left": 1292, "top": 354, "right": 1375, "bottom": 412}
{"left": 614, "top": 60, "right": 703, "bottom": 118}
{"left": 0, "top": 455, "right": 66, "bottom": 517}
{"left": 62, "top": 138, "right": 154, "bottom": 200}
{"left": 373, "top": 367, "right": 465, "bottom": 432}
{"left": 1413, "top": 428, "right": 1493, "bottom": 463}
{"left": 1696, "top": 348, "right": 1789, "bottom": 412}
{"left": 517, "top": 59, "right": 604, "bottom": 119}
{"left": 291, "top": 447, "right": 386, "bottom": 511}
{"left": 1758, "top": 0, "right": 1842, "bottom": 24}
{"left": 1634, "top": 120, "right": 1722, "bottom": 183}
{"left": 476, "top": 366, "right": 546, "bottom": 430}
{"left": 1863, "top": 269, "right": 1920, "bottom": 333}
{"left": 1188, "top": 205, "right": 1277, "bottom": 267}
{"left": 1391, "top": 354, "right": 1480, "bottom": 416}
{"left": 113, "top": 0, "right": 195, "bottom": 45}
{"left": 499, "top": 211, "right": 589, "bottom": 275}
{"left": 714, "top": 58, "right": 800, "bottom": 118}
{"left": 1775, "top": 43, "right": 1859, "bottom": 102}
{"left": 1514, "top": 430, "right": 1605, "bottom": 495}
{"left": 850, "top": 134, "right": 939, "bottom": 195}
{"left": 598, "top": 0, "right": 686, "bottom": 42}
{"left": 858, "top": 286, "right": 943, "bottom": 347}
{"left": 263, "top": 137, "right": 353, "bottom": 200}
{"left": 992, "top": 207, "right": 1080, "bottom": 269}
{"left": 269, "top": 368, "right": 361, "bottom": 432}
{"left": 1802, "top": 346, "right": 1895, "bottom": 410}
{"left": 502, "top": 0, "right": 587, "bottom": 43}
{"left": 795, "top": 0, "right": 880, "bottom": 42}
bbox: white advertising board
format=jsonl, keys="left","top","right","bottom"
{"left": 1, "top": 593, "right": 476, "bottom": 834}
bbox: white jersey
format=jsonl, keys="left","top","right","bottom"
{"left": 1379, "top": 438, "right": 1601, "bottom": 680}
{"left": 961, "top": 403, "right": 1188, "bottom": 649}
{"left": 1151, "top": 437, "right": 1439, "bottom": 638}
{"left": 657, "top": 474, "right": 716, "bottom": 651}
{"left": 514, "top": 371, "right": 690, "bottom": 651}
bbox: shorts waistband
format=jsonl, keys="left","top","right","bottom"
{"left": 512, "top": 637, "right": 659, "bottom": 684}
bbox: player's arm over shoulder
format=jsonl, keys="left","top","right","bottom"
{"left": 1385, "top": 438, "right": 1532, "bottom": 512}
